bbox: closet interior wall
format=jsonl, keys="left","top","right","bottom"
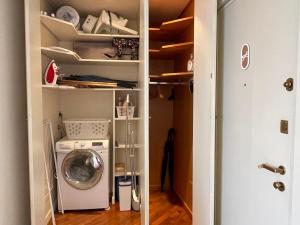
{"left": 149, "top": 12, "right": 174, "bottom": 192}
{"left": 149, "top": 86, "right": 174, "bottom": 190}
{"left": 173, "top": 0, "right": 193, "bottom": 212}
{"left": 149, "top": 0, "right": 193, "bottom": 212}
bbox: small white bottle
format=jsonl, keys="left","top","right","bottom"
{"left": 187, "top": 53, "right": 194, "bottom": 72}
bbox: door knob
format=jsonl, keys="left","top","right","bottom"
{"left": 283, "top": 78, "right": 293, "bottom": 91}
{"left": 273, "top": 181, "right": 285, "bottom": 192}
{"left": 258, "top": 163, "right": 286, "bottom": 175}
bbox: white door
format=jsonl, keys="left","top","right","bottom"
{"left": 217, "top": 0, "right": 299, "bottom": 225}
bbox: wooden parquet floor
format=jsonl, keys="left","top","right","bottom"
{"left": 53, "top": 191, "right": 192, "bottom": 225}
{"left": 149, "top": 191, "right": 192, "bottom": 225}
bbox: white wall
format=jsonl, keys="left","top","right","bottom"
{"left": 0, "top": 0, "right": 30, "bottom": 224}
{"left": 193, "top": 0, "right": 217, "bottom": 225}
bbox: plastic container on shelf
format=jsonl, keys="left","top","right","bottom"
{"left": 63, "top": 118, "right": 111, "bottom": 140}
{"left": 116, "top": 106, "right": 135, "bottom": 118}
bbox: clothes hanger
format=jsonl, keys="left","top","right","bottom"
{"left": 157, "top": 85, "right": 164, "bottom": 99}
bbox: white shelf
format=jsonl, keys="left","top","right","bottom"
{"left": 115, "top": 144, "right": 141, "bottom": 149}
{"left": 46, "top": 1, "right": 139, "bottom": 22}
{"left": 41, "top": 47, "right": 140, "bottom": 65}
{"left": 115, "top": 171, "right": 140, "bottom": 177}
{"left": 42, "top": 85, "right": 140, "bottom": 91}
{"left": 41, "top": 15, "right": 139, "bottom": 42}
{"left": 114, "top": 117, "right": 141, "bottom": 121}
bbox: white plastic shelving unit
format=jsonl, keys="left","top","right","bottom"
{"left": 115, "top": 144, "right": 141, "bottom": 149}
{"left": 112, "top": 90, "right": 140, "bottom": 204}
{"left": 114, "top": 117, "right": 141, "bottom": 121}
{"left": 115, "top": 171, "right": 140, "bottom": 177}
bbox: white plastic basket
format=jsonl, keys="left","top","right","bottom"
{"left": 116, "top": 106, "right": 135, "bottom": 118}
{"left": 64, "top": 119, "right": 111, "bottom": 140}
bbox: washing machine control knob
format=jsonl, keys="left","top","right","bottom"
{"left": 74, "top": 143, "right": 86, "bottom": 148}
{"left": 74, "top": 142, "right": 82, "bottom": 149}
{"left": 58, "top": 143, "right": 71, "bottom": 150}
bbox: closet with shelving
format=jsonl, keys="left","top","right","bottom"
{"left": 25, "top": 0, "right": 218, "bottom": 223}
{"left": 25, "top": 0, "right": 147, "bottom": 224}
{"left": 149, "top": 0, "right": 194, "bottom": 220}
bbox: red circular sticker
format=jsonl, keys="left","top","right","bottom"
{"left": 241, "top": 44, "right": 250, "bottom": 70}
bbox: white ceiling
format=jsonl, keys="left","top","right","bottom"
{"left": 149, "top": 0, "right": 191, "bottom": 23}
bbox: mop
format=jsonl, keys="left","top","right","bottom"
{"left": 129, "top": 130, "right": 140, "bottom": 211}
{"left": 118, "top": 94, "right": 132, "bottom": 211}
{"left": 120, "top": 94, "right": 140, "bottom": 211}
{"left": 124, "top": 94, "right": 130, "bottom": 181}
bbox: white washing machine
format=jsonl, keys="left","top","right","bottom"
{"left": 56, "top": 138, "right": 109, "bottom": 210}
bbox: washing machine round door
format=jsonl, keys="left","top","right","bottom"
{"left": 62, "top": 149, "right": 104, "bottom": 190}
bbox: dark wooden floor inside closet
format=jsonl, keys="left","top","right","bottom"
{"left": 53, "top": 191, "right": 192, "bottom": 225}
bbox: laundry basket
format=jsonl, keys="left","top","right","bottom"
{"left": 64, "top": 119, "right": 110, "bottom": 140}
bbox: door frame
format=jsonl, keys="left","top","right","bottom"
{"left": 193, "top": 0, "right": 217, "bottom": 225}
{"left": 24, "top": 0, "right": 45, "bottom": 224}
{"left": 140, "top": 0, "right": 149, "bottom": 224}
